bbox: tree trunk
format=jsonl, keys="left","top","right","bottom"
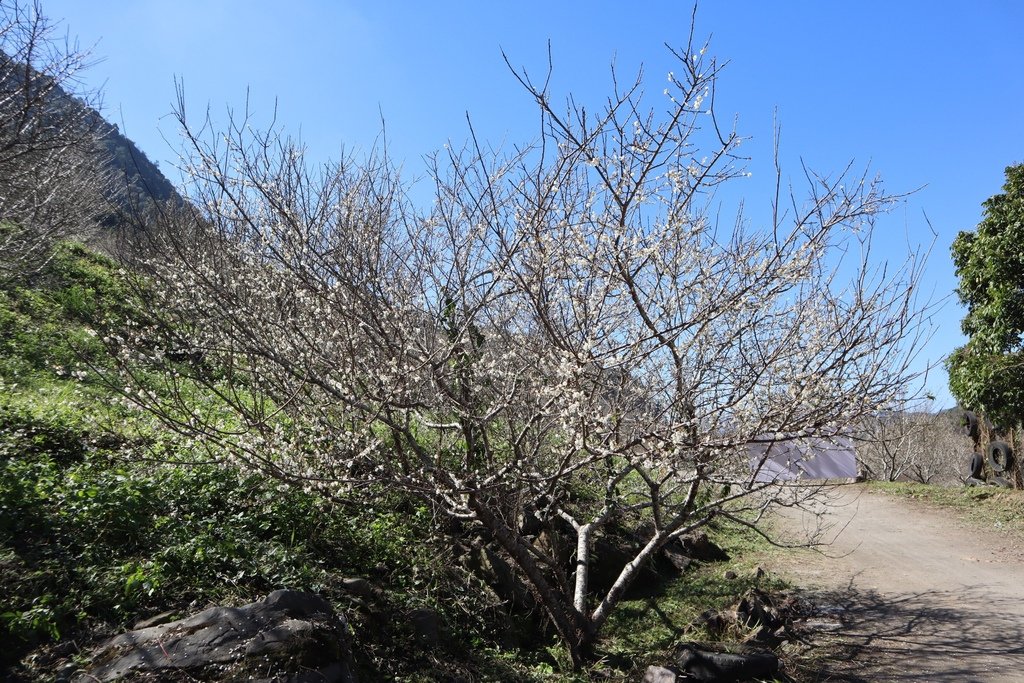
{"left": 590, "top": 531, "right": 666, "bottom": 632}
{"left": 467, "top": 493, "right": 593, "bottom": 666}
{"left": 573, "top": 523, "right": 593, "bottom": 614}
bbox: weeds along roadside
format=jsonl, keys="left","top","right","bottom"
{"left": 867, "top": 480, "right": 1024, "bottom": 537}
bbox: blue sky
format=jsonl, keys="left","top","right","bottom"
{"left": 43, "top": 1, "right": 1024, "bottom": 408}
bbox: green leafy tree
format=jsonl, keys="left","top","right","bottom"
{"left": 948, "top": 164, "right": 1024, "bottom": 426}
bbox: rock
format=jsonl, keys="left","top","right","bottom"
{"left": 462, "top": 541, "right": 535, "bottom": 611}
{"left": 679, "top": 532, "right": 729, "bottom": 562}
{"left": 633, "top": 526, "right": 729, "bottom": 573}
{"left": 643, "top": 664, "right": 680, "bottom": 682}
{"left": 691, "top": 608, "right": 729, "bottom": 637}
{"left": 73, "top": 589, "right": 356, "bottom": 682}
{"left": 54, "top": 663, "right": 78, "bottom": 683}
{"left": 723, "top": 569, "right": 738, "bottom": 580}
{"left": 661, "top": 545, "right": 694, "bottom": 572}
{"left": 340, "top": 577, "right": 375, "bottom": 599}
{"left": 132, "top": 609, "right": 178, "bottom": 630}
{"left": 675, "top": 645, "right": 780, "bottom": 682}
{"left": 589, "top": 528, "right": 662, "bottom": 595}
{"left": 736, "top": 589, "right": 781, "bottom": 630}
{"left": 519, "top": 503, "right": 544, "bottom": 536}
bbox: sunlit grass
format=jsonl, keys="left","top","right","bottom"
{"left": 598, "top": 519, "right": 791, "bottom": 673}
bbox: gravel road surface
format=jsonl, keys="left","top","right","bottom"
{"left": 771, "top": 485, "right": 1024, "bottom": 682}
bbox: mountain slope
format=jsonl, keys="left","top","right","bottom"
{"left": 97, "top": 118, "right": 181, "bottom": 211}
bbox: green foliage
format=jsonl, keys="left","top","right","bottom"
{"left": 0, "top": 243, "right": 399, "bottom": 668}
{"left": 0, "top": 242, "right": 133, "bottom": 383}
{"left": 0, "top": 411, "right": 444, "bottom": 670}
{"left": 0, "top": 400, "right": 93, "bottom": 462}
{"left": 948, "top": 164, "right": 1024, "bottom": 425}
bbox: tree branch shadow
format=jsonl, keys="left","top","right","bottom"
{"left": 794, "top": 583, "right": 1024, "bottom": 681}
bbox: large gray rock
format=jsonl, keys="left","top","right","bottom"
{"left": 73, "top": 589, "right": 356, "bottom": 682}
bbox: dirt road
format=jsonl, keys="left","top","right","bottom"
{"left": 770, "top": 485, "right": 1024, "bottom": 682}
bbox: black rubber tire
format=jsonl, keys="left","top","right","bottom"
{"left": 988, "top": 441, "right": 1014, "bottom": 474}
{"left": 992, "top": 475, "right": 1013, "bottom": 488}
{"left": 961, "top": 411, "right": 980, "bottom": 441}
{"left": 967, "top": 452, "right": 984, "bottom": 479}
{"left": 965, "top": 476, "right": 986, "bottom": 487}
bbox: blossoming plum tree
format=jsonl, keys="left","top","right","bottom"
{"left": 111, "top": 30, "right": 929, "bottom": 664}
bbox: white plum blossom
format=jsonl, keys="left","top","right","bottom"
{"left": 108, "top": 34, "right": 930, "bottom": 666}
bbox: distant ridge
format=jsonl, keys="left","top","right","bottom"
{"left": 96, "top": 117, "right": 183, "bottom": 212}
{"left": 1, "top": 46, "right": 184, "bottom": 218}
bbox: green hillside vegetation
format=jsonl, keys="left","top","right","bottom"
{"left": 0, "top": 244, "right": 462, "bottom": 678}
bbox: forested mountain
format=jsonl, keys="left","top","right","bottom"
{"left": 0, "top": 44, "right": 181, "bottom": 226}
{"left": 0, "top": 31, "right": 183, "bottom": 284}
{"left": 95, "top": 117, "right": 181, "bottom": 213}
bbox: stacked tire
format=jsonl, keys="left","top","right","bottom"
{"left": 965, "top": 451, "right": 985, "bottom": 486}
{"left": 987, "top": 441, "right": 1014, "bottom": 488}
{"left": 961, "top": 411, "right": 980, "bottom": 442}
{"left": 961, "top": 410, "right": 1016, "bottom": 488}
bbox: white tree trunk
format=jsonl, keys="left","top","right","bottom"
{"left": 573, "top": 523, "right": 593, "bottom": 613}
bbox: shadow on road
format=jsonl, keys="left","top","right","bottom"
{"left": 797, "top": 582, "right": 1024, "bottom": 682}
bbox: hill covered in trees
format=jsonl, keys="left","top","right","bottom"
{"left": 96, "top": 117, "right": 181, "bottom": 213}
{"left": 0, "top": 4, "right": 179, "bottom": 283}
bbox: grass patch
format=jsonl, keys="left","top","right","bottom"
{"left": 866, "top": 480, "right": 1024, "bottom": 536}
{"left": 598, "top": 520, "right": 792, "bottom": 677}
